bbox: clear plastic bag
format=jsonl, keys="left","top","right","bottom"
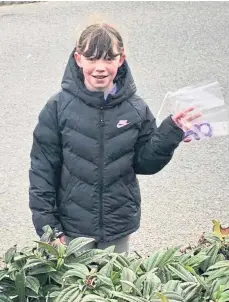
{"left": 157, "top": 80, "right": 229, "bottom": 142}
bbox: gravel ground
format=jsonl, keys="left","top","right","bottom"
{"left": 0, "top": 1, "right": 229, "bottom": 259}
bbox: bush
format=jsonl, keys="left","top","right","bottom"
{"left": 1, "top": 222, "right": 229, "bottom": 302}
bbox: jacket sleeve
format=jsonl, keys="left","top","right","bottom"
{"left": 133, "top": 105, "right": 184, "bottom": 175}
{"left": 29, "top": 99, "right": 63, "bottom": 237}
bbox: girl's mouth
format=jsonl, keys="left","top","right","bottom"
{"left": 92, "top": 75, "right": 108, "bottom": 79}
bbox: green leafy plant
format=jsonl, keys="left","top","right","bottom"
{"left": 1, "top": 222, "right": 229, "bottom": 301}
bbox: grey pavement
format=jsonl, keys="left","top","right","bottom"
{"left": 0, "top": 1, "right": 229, "bottom": 257}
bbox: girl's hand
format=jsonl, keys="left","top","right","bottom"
{"left": 50, "top": 235, "right": 66, "bottom": 247}
{"left": 172, "top": 107, "right": 202, "bottom": 131}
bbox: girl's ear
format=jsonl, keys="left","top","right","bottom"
{"left": 74, "top": 52, "right": 82, "bottom": 68}
{"left": 118, "top": 52, "right": 126, "bottom": 67}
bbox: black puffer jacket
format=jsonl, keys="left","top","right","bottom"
{"left": 29, "top": 48, "right": 184, "bottom": 242}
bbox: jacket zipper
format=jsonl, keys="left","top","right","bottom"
{"left": 99, "top": 106, "right": 105, "bottom": 242}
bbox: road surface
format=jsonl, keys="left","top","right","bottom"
{"left": 0, "top": 1, "right": 229, "bottom": 257}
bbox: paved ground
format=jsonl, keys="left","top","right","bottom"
{"left": 0, "top": 1, "right": 229, "bottom": 258}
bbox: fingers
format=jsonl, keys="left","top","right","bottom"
{"left": 174, "top": 107, "right": 201, "bottom": 127}
{"left": 175, "top": 107, "right": 195, "bottom": 117}
{"left": 50, "top": 238, "right": 61, "bottom": 247}
{"left": 173, "top": 107, "right": 196, "bottom": 120}
{"left": 183, "top": 106, "right": 195, "bottom": 114}
{"left": 185, "top": 112, "right": 202, "bottom": 122}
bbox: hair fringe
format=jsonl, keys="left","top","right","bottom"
{"left": 75, "top": 13, "right": 129, "bottom": 55}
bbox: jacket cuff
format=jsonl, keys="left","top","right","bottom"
{"left": 53, "top": 228, "right": 64, "bottom": 239}
{"left": 166, "top": 115, "right": 184, "bottom": 141}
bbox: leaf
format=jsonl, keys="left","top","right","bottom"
{"left": 135, "top": 271, "right": 157, "bottom": 291}
{"left": 180, "top": 281, "right": 198, "bottom": 291}
{"left": 3, "top": 246, "right": 16, "bottom": 264}
{"left": 162, "top": 290, "right": 184, "bottom": 301}
{"left": 97, "top": 273, "right": 114, "bottom": 289}
{"left": 120, "top": 280, "right": 142, "bottom": 296}
{"left": 143, "top": 248, "right": 177, "bottom": 272}
{"left": 36, "top": 273, "right": 49, "bottom": 286}
{"left": 81, "top": 294, "right": 108, "bottom": 302}
{"left": 142, "top": 251, "right": 161, "bottom": 271}
{"left": 0, "top": 279, "right": 17, "bottom": 296}
{"left": 116, "top": 255, "right": 131, "bottom": 268}
{"left": 121, "top": 268, "right": 136, "bottom": 292}
{"left": 111, "top": 271, "right": 121, "bottom": 286}
{"left": 63, "top": 264, "right": 89, "bottom": 280}
{"left": 128, "top": 259, "right": 143, "bottom": 273}
{"left": 157, "top": 266, "right": 172, "bottom": 283}
{"left": 68, "top": 290, "right": 83, "bottom": 302}
{"left": 58, "top": 244, "right": 66, "bottom": 258}
{"left": 34, "top": 241, "right": 59, "bottom": 258}
{"left": 28, "top": 264, "right": 56, "bottom": 275}
{"left": 0, "top": 270, "right": 8, "bottom": 281}
{"left": 184, "top": 285, "right": 201, "bottom": 302}
{"left": 207, "top": 260, "right": 229, "bottom": 271}
{"left": 42, "top": 284, "right": 61, "bottom": 296}
{"left": 180, "top": 282, "right": 200, "bottom": 302}
{"left": 55, "top": 284, "right": 79, "bottom": 302}
{"left": 163, "top": 280, "right": 182, "bottom": 293}
{"left": 207, "top": 277, "right": 229, "bottom": 300}
{"left": 182, "top": 252, "right": 209, "bottom": 268}
{"left": 93, "top": 286, "right": 112, "bottom": 298}
{"left": 0, "top": 294, "right": 13, "bottom": 302}
{"left": 156, "top": 292, "right": 169, "bottom": 302}
{"left": 23, "top": 258, "right": 46, "bottom": 269}
{"left": 50, "top": 269, "right": 66, "bottom": 285}
{"left": 160, "top": 248, "right": 178, "bottom": 266}
{"left": 25, "top": 287, "right": 39, "bottom": 298}
{"left": 218, "top": 293, "right": 229, "bottom": 302}
{"left": 49, "top": 290, "right": 62, "bottom": 298}
{"left": 99, "top": 262, "right": 113, "bottom": 277}
{"left": 103, "top": 245, "right": 116, "bottom": 253}
{"left": 111, "top": 291, "right": 148, "bottom": 302}
{"left": 40, "top": 225, "right": 54, "bottom": 242}
{"left": 65, "top": 237, "right": 95, "bottom": 257}
{"left": 19, "top": 246, "right": 34, "bottom": 256}
{"left": 72, "top": 249, "right": 106, "bottom": 265}
{"left": 15, "top": 270, "right": 26, "bottom": 302}
{"left": 143, "top": 273, "right": 161, "bottom": 299}
{"left": 25, "top": 276, "right": 40, "bottom": 294}
{"left": 64, "top": 262, "right": 89, "bottom": 272}
{"left": 168, "top": 263, "right": 196, "bottom": 282}
{"left": 57, "top": 258, "right": 65, "bottom": 270}
{"left": 219, "top": 291, "right": 229, "bottom": 302}
{"left": 14, "top": 254, "right": 30, "bottom": 262}
{"left": 186, "top": 266, "right": 207, "bottom": 290}
{"left": 205, "top": 267, "right": 229, "bottom": 281}
{"left": 200, "top": 243, "right": 221, "bottom": 272}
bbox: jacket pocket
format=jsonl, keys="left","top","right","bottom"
{"left": 126, "top": 181, "right": 141, "bottom": 209}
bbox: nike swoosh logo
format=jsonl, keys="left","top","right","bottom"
{"left": 117, "top": 122, "right": 130, "bottom": 128}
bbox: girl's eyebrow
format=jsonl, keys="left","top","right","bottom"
{"left": 83, "top": 52, "right": 121, "bottom": 59}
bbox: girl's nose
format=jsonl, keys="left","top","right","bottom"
{"left": 95, "top": 61, "right": 106, "bottom": 72}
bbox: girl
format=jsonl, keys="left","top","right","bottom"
{"left": 29, "top": 23, "right": 200, "bottom": 252}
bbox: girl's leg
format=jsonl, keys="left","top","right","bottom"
{"left": 97, "top": 235, "right": 130, "bottom": 253}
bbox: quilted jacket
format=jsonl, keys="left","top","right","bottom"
{"left": 29, "top": 48, "right": 184, "bottom": 242}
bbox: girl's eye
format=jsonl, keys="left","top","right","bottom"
{"left": 87, "top": 58, "right": 95, "bottom": 62}
{"left": 106, "top": 57, "right": 114, "bottom": 61}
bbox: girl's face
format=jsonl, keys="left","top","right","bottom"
{"left": 74, "top": 42, "right": 125, "bottom": 93}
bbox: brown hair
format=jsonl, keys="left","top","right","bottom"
{"left": 76, "top": 23, "right": 124, "bottom": 60}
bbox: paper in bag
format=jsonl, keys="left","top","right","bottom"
{"left": 157, "top": 80, "right": 229, "bottom": 142}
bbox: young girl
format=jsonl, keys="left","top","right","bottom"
{"left": 29, "top": 23, "right": 200, "bottom": 252}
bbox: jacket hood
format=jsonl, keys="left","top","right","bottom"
{"left": 61, "top": 48, "right": 137, "bottom": 107}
